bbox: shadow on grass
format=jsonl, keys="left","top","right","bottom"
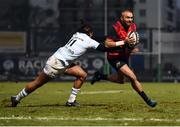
{"left": 24, "top": 103, "right": 107, "bottom": 107}
{"left": 1, "top": 100, "right": 108, "bottom": 108}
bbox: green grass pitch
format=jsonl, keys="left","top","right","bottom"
{"left": 0, "top": 81, "right": 180, "bottom": 126}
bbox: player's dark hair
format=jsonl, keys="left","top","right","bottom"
{"left": 120, "top": 8, "right": 133, "bottom": 16}
{"left": 77, "top": 19, "right": 93, "bottom": 36}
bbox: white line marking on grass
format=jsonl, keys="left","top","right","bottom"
{"left": 0, "top": 116, "right": 180, "bottom": 122}
{"left": 80, "top": 90, "right": 131, "bottom": 95}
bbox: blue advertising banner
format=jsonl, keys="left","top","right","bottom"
{"left": 0, "top": 53, "right": 105, "bottom": 81}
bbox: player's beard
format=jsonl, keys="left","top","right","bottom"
{"left": 125, "top": 21, "right": 132, "bottom": 27}
{"left": 120, "top": 20, "right": 131, "bottom": 30}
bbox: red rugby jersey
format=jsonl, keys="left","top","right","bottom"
{"left": 107, "top": 21, "right": 136, "bottom": 60}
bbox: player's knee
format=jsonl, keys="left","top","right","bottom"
{"left": 80, "top": 72, "right": 87, "bottom": 81}
{"left": 129, "top": 75, "right": 138, "bottom": 82}
{"left": 83, "top": 72, "right": 88, "bottom": 79}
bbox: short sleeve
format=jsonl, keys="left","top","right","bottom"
{"left": 88, "top": 38, "right": 100, "bottom": 49}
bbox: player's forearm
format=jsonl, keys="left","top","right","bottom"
{"left": 96, "top": 43, "right": 123, "bottom": 52}
{"left": 105, "top": 38, "right": 125, "bottom": 47}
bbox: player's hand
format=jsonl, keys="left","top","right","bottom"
{"left": 124, "top": 36, "right": 135, "bottom": 44}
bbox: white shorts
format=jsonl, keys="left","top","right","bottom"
{"left": 43, "top": 56, "right": 67, "bottom": 78}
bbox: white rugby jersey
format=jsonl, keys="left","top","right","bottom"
{"left": 53, "top": 32, "right": 100, "bottom": 66}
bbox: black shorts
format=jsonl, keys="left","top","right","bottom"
{"left": 108, "top": 58, "right": 128, "bottom": 71}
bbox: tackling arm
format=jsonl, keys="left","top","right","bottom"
{"left": 96, "top": 43, "right": 124, "bottom": 52}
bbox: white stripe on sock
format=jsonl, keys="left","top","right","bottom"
{"left": 16, "top": 88, "right": 28, "bottom": 101}
{"left": 68, "top": 87, "right": 80, "bottom": 102}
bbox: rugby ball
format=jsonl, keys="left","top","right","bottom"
{"left": 127, "top": 31, "right": 139, "bottom": 47}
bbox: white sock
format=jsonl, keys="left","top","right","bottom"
{"left": 15, "top": 88, "right": 29, "bottom": 101}
{"left": 68, "top": 87, "right": 80, "bottom": 103}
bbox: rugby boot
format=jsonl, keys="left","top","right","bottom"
{"left": 90, "top": 71, "right": 101, "bottom": 85}
{"left": 11, "top": 96, "right": 20, "bottom": 107}
{"left": 65, "top": 100, "right": 80, "bottom": 107}
{"left": 147, "top": 99, "right": 157, "bottom": 108}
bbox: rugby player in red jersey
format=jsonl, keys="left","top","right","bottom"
{"left": 91, "top": 9, "right": 157, "bottom": 108}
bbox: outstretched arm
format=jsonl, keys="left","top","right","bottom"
{"left": 95, "top": 43, "right": 123, "bottom": 52}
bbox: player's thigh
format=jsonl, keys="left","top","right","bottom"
{"left": 66, "top": 65, "right": 87, "bottom": 77}
{"left": 119, "top": 64, "right": 137, "bottom": 80}
{"left": 35, "top": 72, "right": 52, "bottom": 84}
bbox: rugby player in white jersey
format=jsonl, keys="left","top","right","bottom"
{"left": 11, "top": 22, "right": 135, "bottom": 107}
